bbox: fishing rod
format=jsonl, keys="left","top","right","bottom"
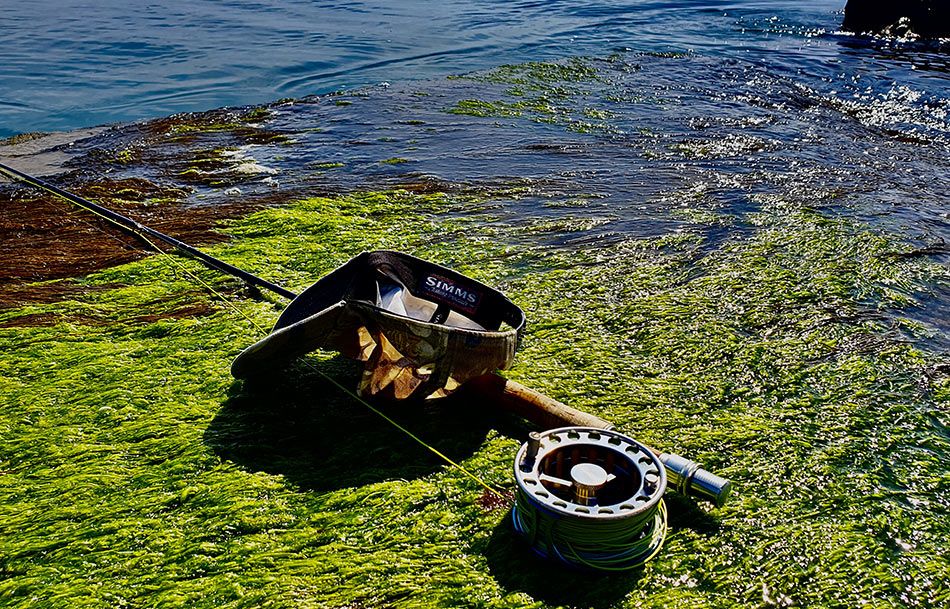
{"left": 0, "top": 162, "right": 731, "bottom": 509}
{"left": 0, "top": 161, "right": 296, "bottom": 300}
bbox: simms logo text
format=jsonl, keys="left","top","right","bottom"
{"left": 421, "top": 275, "right": 482, "bottom": 313}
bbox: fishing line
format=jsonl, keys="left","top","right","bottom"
{"left": 511, "top": 427, "right": 669, "bottom": 571}
{"left": 0, "top": 163, "right": 505, "bottom": 500}
{"left": 512, "top": 490, "right": 667, "bottom": 571}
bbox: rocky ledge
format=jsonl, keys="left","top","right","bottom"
{"left": 843, "top": 0, "right": 950, "bottom": 38}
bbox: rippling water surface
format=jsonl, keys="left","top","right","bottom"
{"left": 1, "top": 1, "right": 948, "bottom": 136}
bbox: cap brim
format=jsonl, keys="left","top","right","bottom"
{"left": 230, "top": 302, "right": 357, "bottom": 378}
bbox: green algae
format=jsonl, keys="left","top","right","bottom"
{"left": 0, "top": 131, "right": 48, "bottom": 147}
{"left": 0, "top": 188, "right": 948, "bottom": 608}
{"left": 447, "top": 98, "right": 616, "bottom": 135}
{"left": 448, "top": 99, "right": 530, "bottom": 118}
{"left": 446, "top": 59, "right": 623, "bottom": 135}
{"left": 76, "top": 178, "right": 191, "bottom": 208}
{"left": 111, "top": 147, "right": 138, "bottom": 165}
{"left": 143, "top": 107, "right": 291, "bottom": 149}
{"left": 163, "top": 107, "right": 272, "bottom": 135}
{"left": 465, "top": 59, "right": 601, "bottom": 88}
{"left": 522, "top": 216, "right": 616, "bottom": 235}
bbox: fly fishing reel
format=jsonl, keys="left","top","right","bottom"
{"left": 512, "top": 427, "right": 668, "bottom": 571}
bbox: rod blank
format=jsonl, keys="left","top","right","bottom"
{"left": 0, "top": 162, "right": 297, "bottom": 300}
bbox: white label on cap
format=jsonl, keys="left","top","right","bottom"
{"left": 421, "top": 274, "right": 482, "bottom": 314}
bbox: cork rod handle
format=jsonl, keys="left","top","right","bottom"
{"left": 463, "top": 373, "right": 733, "bottom": 507}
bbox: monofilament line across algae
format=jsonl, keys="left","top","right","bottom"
{"left": 1, "top": 185, "right": 947, "bottom": 608}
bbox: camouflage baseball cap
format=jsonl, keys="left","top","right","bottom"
{"left": 231, "top": 251, "right": 526, "bottom": 400}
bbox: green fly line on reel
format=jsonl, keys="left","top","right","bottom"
{"left": 512, "top": 427, "right": 668, "bottom": 571}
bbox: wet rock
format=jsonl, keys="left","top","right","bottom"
{"left": 843, "top": 0, "right": 950, "bottom": 38}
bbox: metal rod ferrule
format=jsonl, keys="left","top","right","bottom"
{"left": 658, "top": 453, "right": 733, "bottom": 508}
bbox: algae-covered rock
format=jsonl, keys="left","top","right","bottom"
{"left": 2, "top": 53, "right": 949, "bottom": 609}
{"left": 843, "top": 0, "right": 950, "bottom": 38}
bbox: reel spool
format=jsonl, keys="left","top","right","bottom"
{"left": 512, "top": 427, "right": 668, "bottom": 572}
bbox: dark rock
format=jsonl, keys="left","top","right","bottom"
{"left": 843, "top": 0, "right": 950, "bottom": 38}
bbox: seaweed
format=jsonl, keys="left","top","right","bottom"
{"left": 446, "top": 58, "right": 621, "bottom": 135}
{"left": 0, "top": 185, "right": 947, "bottom": 607}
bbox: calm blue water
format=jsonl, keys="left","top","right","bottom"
{"left": 1, "top": 0, "right": 947, "bottom": 138}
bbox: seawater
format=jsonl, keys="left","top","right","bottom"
{"left": 0, "top": 0, "right": 947, "bottom": 137}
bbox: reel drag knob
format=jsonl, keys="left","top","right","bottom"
{"left": 569, "top": 462, "right": 613, "bottom": 505}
